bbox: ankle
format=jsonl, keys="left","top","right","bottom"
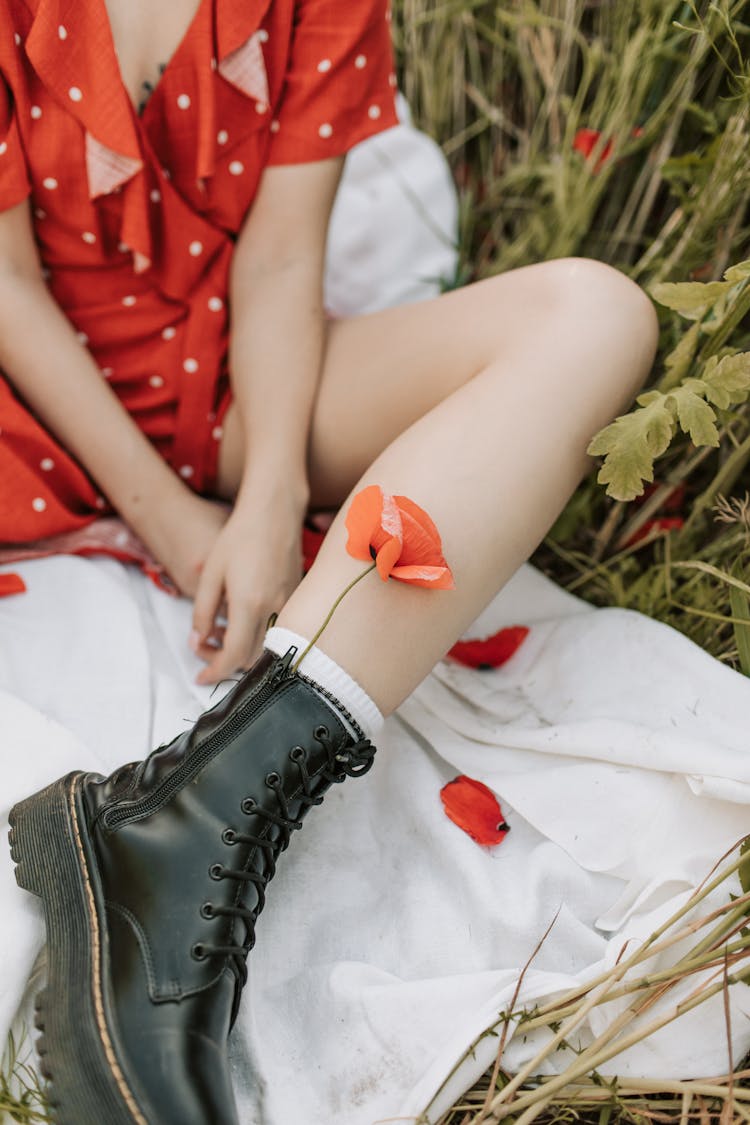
{"left": 264, "top": 626, "right": 384, "bottom": 742}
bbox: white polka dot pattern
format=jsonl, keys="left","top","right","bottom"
{"left": 208, "top": 297, "right": 223, "bottom": 312}
{"left": 32, "top": 497, "right": 47, "bottom": 512}
{"left": 177, "top": 94, "right": 191, "bottom": 110}
{"left": 189, "top": 241, "right": 203, "bottom": 257}
{"left": 0, "top": 143, "right": 6, "bottom": 156}
{"left": 31, "top": 106, "right": 42, "bottom": 120}
{"left": 217, "top": 130, "right": 229, "bottom": 145}
{"left": 122, "top": 295, "right": 136, "bottom": 307}
{"left": 318, "top": 123, "right": 333, "bottom": 138}
{"left": 228, "top": 160, "right": 244, "bottom": 175}
{"left": 40, "top": 458, "right": 55, "bottom": 471}
{"left": 58, "top": 25, "right": 67, "bottom": 39}
{"left": 355, "top": 55, "right": 367, "bottom": 69}
{"left": 183, "top": 358, "right": 199, "bottom": 373}
{"left": 149, "top": 375, "right": 164, "bottom": 388}
{"left": 81, "top": 231, "right": 96, "bottom": 244}
{"left": 179, "top": 465, "right": 194, "bottom": 478}
{"left": 68, "top": 86, "right": 83, "bottom": 102}
{"left": 42, "top": 177, "right": 57, "bottom": 190}
{"left": 317, "top": 59, "right": 332, "bottom": 73}
{"left": 162, "top": 326, "right": 176, "bottom": 341}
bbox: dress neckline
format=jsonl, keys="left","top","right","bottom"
{"left": 96, "top": 0, "right": 210, "bottom": 121}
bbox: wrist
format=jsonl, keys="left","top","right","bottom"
{"left": 235, "top": 461, "right": 310, "bottom": 518}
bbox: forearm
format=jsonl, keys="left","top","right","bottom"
{"left": 0, "top": 272, "right": 186, "bottom": 534}
{"left": 228, "top": 255, "right": 325, "bottom": 509}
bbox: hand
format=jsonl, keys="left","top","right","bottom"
{"left": 138, "top": 487, "right": 231, "bottom": 599}
{"left": 190, "top": 484, "right": 307, "bottom": 684}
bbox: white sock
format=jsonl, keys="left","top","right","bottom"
{"left": 264, "top": 625, "right": 384, "bottom": 742}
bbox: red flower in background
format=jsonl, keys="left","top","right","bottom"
{"left": 573, "top": 126, "right": 644, "bottom": 171}
{"left": 440, "top": 775, "right": 510, "bottom": 847}
{"left": 0, "top": 572, "right": 26, "bottom": 597}
{"left": 622, "top": 517, "right": 684, "bottom": 548}
{"left": 448, "top": 626, "right": 529, "bottom": 669}
{"left": 345, "top": 485, "right": 455, "bottom": 589}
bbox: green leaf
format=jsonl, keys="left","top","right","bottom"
{"left": 669, "top": 386, "right": 720, "bottom": 447}
{"left": 660, "top": 322, "right": 702, "bottom": 389}
{"left": 651, "top": 281, "right": 729, "bottom": 320}
{"left": 700, "top": 351, "right": 750, "bottom": 409}
{"left": 724, "top": 260, "right": 750, "bottom": 285}
{"left": 587, "top": 397, "right": 676, "bottom": 501}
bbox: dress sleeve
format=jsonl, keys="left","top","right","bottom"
{"left": 0, "top": 72, "right": 30, "bottom": 212}
{"left": 267, "top": 0, "right": 398, "bottom": 166}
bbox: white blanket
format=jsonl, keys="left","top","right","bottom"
{"left": 2, "top": 557, "right": 749, "bottom": 1124}
{"left": 2, "top": 114, "right": 750, "bottom": 1124}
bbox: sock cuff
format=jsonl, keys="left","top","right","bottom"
{"left": 264, "top": 625, "right": 383, "bottom": 741}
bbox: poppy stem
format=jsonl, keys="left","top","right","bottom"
{"left": 291, "top": 562, "right": 377, "bottom": 672}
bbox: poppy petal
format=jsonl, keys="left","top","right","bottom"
{"left": 448, "top": 626, "right": 530, "bottom": 669}
{"left": 389, "top": 564, "right": 455, "bottom": 589}
{"left": 395, "top": 495, "right": 444, "bottom": 549}
{"left": 440, "top": 775, "right": 509, "bottom": 846}
{"left": 0, "top": 572, "right": 27, "bottom": 597}
{"left": 374, "top": 534, "right": 403, "bottom": 580}
{"left": 345, "top": 485, "right": 388, "bottom": 563}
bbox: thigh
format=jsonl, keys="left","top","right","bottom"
{"left": 306, "top": 263, "right": 560, "bottom": 507}
{"left": 215, "top": 257, "right": 646, "bottom": 507}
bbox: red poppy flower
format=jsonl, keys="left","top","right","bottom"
{"left": 573, "top": 126, "right": 644, "bottom": 171}
{"left": 623, "top": 517, "right": 684, "bottom": 548}
{"left": 0, "top": 572, "right": 26, "bottom": 597}
{"left": 636, "top": 482, "right": 686, "bottom": 514}
{"left": 573, "top": 127, "right": 613, "bottom": 165}
{"left": 440, "top": 775, "right": 509, "bottom": 847}
{"left": 345, "top": 485, "right": 455, "bottom": 589}
{"left": 448, "top": 626, "right": 529, "bottom": 670}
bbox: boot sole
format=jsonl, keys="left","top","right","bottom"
{"left": 9, "top": 774, "right": 151, "bottom": 1125}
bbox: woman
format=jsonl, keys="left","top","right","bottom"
{"left": 3, "top": 0, "right": 659, "bottom": 1122}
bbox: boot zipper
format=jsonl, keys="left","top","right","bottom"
{"left": 104, "top": 648, "right": 297, "bottom": 830}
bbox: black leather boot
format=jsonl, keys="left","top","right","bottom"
{"left": 8, "top": 646, "right": 376, "bottom": 1125}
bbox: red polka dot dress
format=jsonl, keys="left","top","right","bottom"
{"left": 0, "top": 0, "right": 398, "bottom": 541}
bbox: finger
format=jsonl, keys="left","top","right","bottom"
{"left": 193, "top": 624, "right": 226, "bottom": 661}
{"left": 197, "top": 600, "right": 265, "bottom": 685}
{"left": 191, "top": 559, "right": 225, "bottom": 650}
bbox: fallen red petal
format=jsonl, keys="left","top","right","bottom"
{"left": 0, "top": 572, "right": 27, "bottom": 597}
{"left": 448, "top": 626, "right": 530, "bottom": 669}
{"left": 440, "top": 775, "right": 510, "bottom": 846}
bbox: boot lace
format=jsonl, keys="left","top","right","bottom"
{"left": 191, "top": 724, "right": 375, "bottom": 994}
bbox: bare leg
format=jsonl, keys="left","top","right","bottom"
{"left": 218, "top": 258, "right": 658, "bottom": 714}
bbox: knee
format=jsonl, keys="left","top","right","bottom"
{"left": 539, "top": 257, "right": 659, "bottom": 392}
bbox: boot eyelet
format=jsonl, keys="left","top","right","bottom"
{"left": 200, "top": 902, "right": 215, "bottom": 919}
{"left": 314, "top": 724, "right": 330, "bottom": 740}
{"left": 241, "top": 797, "right": 256, "bottom": 815}
{"left": 265, "top": 771, "right": 280, "bottom": 787}
{"left": 191, "top": 942, "right": 207, "bottom": 961}
{"left": 222, "top": 828, "right": 237, "bottom": 846}
{"left": 289, "top": 745, "right": 306, "bottom": 762}
{"left": 209, "top": 863, "right": 224, "bottom": 881}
